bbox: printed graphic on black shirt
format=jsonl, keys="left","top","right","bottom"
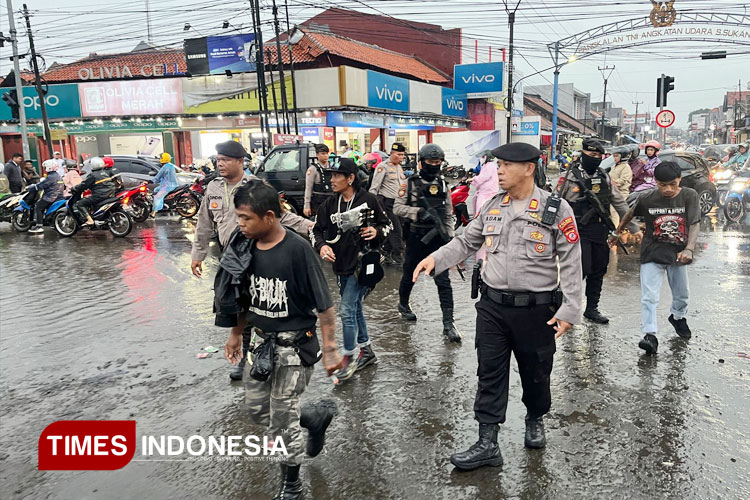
{"left": 248, "top": 275, "right": 289, "bottom": 319}
{"left": 651, "top": 211, "right": 687, "bottom": 245}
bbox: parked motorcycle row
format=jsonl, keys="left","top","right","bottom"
{"left": 0, "top": 171, "right": 217, "bottom": 238}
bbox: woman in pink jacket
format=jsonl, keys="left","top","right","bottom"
{"left": 469, "top": 151, "right": 499, "bottom": 262}
{"left": 470, "top": 151, "right": 499, "bottom": 216}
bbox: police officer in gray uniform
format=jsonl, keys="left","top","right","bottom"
{"left": 414, "top": 143, "right": 582, "bottom": 471}
{"left": 370, "top": 143, "right": 408, "bottom": 264}
{"left": 394, "top": 143, "right": 461, "bottom": 342}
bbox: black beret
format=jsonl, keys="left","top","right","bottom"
{"left": 582, "top": 138, "right": 606, "bottom": 154}
{"left": 325, "top": 157, "right": 358, "bottom": 177}
{"left": 315, "top": 143, "right": 329, "bottom": 153}
{"left": 391, "top": 143, "right": 406, "bottom": 153}
{"left": 215, "top": 140, "right": 248, "bottom": 158}
{"left": 491, "top": 143, "right": 541, "bottom": 163}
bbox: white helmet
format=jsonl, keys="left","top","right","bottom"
{"left": 89, "top": 157, "right": 105, "bottom": 171}
{"left": 42, "top": 159, "right": 58, "bottom": 173}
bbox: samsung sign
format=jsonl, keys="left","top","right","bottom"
{"left": 441, "top": 88, "right": 467, "bottom": 117}
{"left": 453, "top": 62, "right": 504, "bottom": 98}
{"left": 367, "top": 70, "right": 409, "bottom": 112}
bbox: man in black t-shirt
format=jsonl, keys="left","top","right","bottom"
{"left": 618, "top": 161, "right": 700, "bottom": 355}
{"left": 222, "top": 179, "right": 343, "bottom": 499}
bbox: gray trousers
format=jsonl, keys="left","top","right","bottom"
{"left": 244, "top": 335, "right": 314, "bottom": 465}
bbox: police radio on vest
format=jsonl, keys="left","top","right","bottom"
{"left": 375, "top": 85, "right": 403, "bottom": 103}
{"left": 462, "top": 74, "right": 495, "bottom": 84}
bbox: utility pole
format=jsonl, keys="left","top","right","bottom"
{"left": 145, "top": 0, "right": 153, "bottom": 44}
{"left": 271, "top": 0, "right": 289, "bottom": 134}
{"left": 265, "top": 49, "right": 281, "bottom": 134}
{"left": 504, "top": 0, "right": 521, "bottom": 143}
{"left": 284, "top": 0, "right": 298, "bottom": 134}
{"left": 598, "top": 64, "right": 615, "bottom": 139}
{"left": 249, "top": 0, "right": 270, "bottom": 153}
{"left": 22, "top": 4, "right": 52, "bottom": 158}
{"left": 632, "top": 98, "right": 643, "bottom": 140}
{"left": 5, "top": 0, "right": 29, "bottom": 162}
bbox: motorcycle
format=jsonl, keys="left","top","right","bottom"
{"left": 450, "top": 178, "right": 471, "bottom": 229}
{"left": 118, "top": 182, "right": 153, "bottom": 223}
{"left": 174, "top": 172, "right": 216, "bottom": 218}
{"left": 441, "top": 164, "right": 466, "bottom": 179}
{"left": 11, "top": 189, "right": 67, "bottom": 232}
{"left": 712, "top": 167, "right": 737, "bottom": 207}
{"left": 54, "top": 190, "right": 133, "bottom": 238}
{"left": 0, "top": 192, "right": 26, "bottom": 223}
{"left": 723, "top": 176, "right": 750, "bottom": 223}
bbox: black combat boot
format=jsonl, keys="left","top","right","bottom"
{"left": 668, "top": 314, "right": 692, "bottom": 339}
{"left": 524, "top": 416, "right": 546, "bottom": 449}
{"left": 583, "top": 306, "right": 609, "bottom": 324}
{"left": 441, "top": 309, "right": 462, "bottom": 343}
{"left": 638, "top": 333, "right": 659, "bottom": 355}
{"left": 450, "top": 423, "right": 503, "bottom": 471}
{"left": 356, "top": 345, "right": 378, "bottom": 370}
{"left": 299, "top": 400, "right": 338, "bottom": 458}
{"left": 273, "top": 464, "right": 303, "bottom": 500}
{"left": 229, "top": 352, "right": 246, "bottom": 380}
{"left": 398, "top": 302, "right": 417, "bottom": 321}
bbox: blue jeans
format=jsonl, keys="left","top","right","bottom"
{"left": 337, "top": 274, "right": 370, "bottom": 355}
{"left": 640, "top": 262, "right": 689, "bottom": 335}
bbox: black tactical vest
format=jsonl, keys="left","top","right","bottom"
{"left": 570, "top": 166, "right": 611, "bottom": 221}
{"left": 408, "top": 175, "right": 448, "bottom": 230}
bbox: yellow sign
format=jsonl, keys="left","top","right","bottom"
{"left": 50, "top": 129, "right": 68, "bottom": 141}
{"left": 183, "top": 76, "right": 294, "bottom": 115}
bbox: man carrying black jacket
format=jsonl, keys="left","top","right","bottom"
{"left": 311, "top": 158, "right": 392, "bottom": 382}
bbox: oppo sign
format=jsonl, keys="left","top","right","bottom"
{"left": 453, "top": 62, "right": 504, "bottom": 98}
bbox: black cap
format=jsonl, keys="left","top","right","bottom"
{"left": 582, "top": 138, "right": 606, "bottom": 154}
{"left": 491, "top": 143, "right": 541, "bottom": 163}
{"left": 315, "top": 143, "right": 329, "bottom": 153}
{"left": 325, "top": 157, "right": 358, "bottom": 177}
{"left": 215, "top": 140, "right": 248, "bottom": 158}
{"left": 390, "top": 143, "right": 406, "bottom": 153}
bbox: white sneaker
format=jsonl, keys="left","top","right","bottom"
{"left": 28, "top": 226, "right": 44, "bottom": 234}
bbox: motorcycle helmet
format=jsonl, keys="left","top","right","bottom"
{"left": 480, "top": 149, "right": 495, "bottom": 164}
{"left": 160, "top": 152, "right": 172, "bottom": 164}
{"left": 363, "top": 152, "right": 381, "bottom": 168}
{"left": 89, "top": 157, "right": 106, "bottom": 171}
{"left": 645, "top": 140, "right": 662, "bottom": 152}
{"left": 42, "top": 159, "right": 58, "bottom": 173}
{"left": 103, "top": 156, "right": 114, "bottom": 168}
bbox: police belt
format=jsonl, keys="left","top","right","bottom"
{"left": 480, "top": 284, "right": 559, "bottom": 307}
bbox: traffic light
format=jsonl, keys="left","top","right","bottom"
{"left": 656, "top": 75, "right": 675, "bottom": 108}
{"left": 1, "top": 90, "right": 19, "bottom": 120}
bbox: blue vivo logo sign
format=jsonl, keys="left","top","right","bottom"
{"left": 367, "top": 70, "right": 409, "bottom": 112}
{"left": 453, "top": 62, "right": 504, "bottom": 96}
{"left": 442, "top": 88, "right": 467, "bottom": 117}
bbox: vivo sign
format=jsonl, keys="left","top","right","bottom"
{"left": 442, "top": 88, "right": 468, "bottom": 117}
{"left": 367, "top": 70, "right": 409, "bottom": 112}
{"left": 453, "top": 62, "right": 504, "bottom": 97}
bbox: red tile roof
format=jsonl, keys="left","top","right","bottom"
{"left": 268, "top": 30, "right": 448, "bottom": 84}
{"left": 41, "top": 49, "right": 187, "bottom": 82}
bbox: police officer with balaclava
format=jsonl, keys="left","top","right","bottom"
{"left": 557, "top": 138, "right": 636, "bottom": 324}
{"left": 393, "top": 143, "right": 461, "bottom": 342}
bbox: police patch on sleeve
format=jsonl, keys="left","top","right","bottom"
{"left": 209, "top": 197, "right": 223, "bottom": 210}
{"left": 558, "top": 216, "right": 579, "bottom": 243}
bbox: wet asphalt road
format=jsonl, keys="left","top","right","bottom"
{"left": 1, "top": 213, "right": 749, "bottom": 500}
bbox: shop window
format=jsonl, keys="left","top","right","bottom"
{"left": 263, "top": 149, "right": 300, "bottom": 172}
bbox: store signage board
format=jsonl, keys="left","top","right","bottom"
{"left": 441, "top": 88, "right": 468, "bottom": 118}
{"left": 512, "top": 121, "right": 540, "bottom": 136}
{"left": 25, "top": 120, "right": 179, "bottom": 135}
{"left": 182, "top": 75, "right": 293, "bottom": 114}
{"left": 0, "top": 84, "right": 81, "bottom": 120}
{"left": 327, "top": 111, "right": 385, "bottom": 128}
{"left": 79, "top": 80, "right": 183, "bottom": 117}
{"left": 185, "top": 34, "right": 256, "bottom": 76}
{"left": 367, "top": 70, "right": 410, "bottom": 112}
{"left": 453, "top": 62, "right": 504, "bottom": 98}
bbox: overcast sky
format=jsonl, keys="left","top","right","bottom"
{"left": 1, "top": 0, "right": 748, "bottom": 125}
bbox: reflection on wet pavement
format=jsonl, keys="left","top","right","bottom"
{"left": 1, "top": 214, "right": 748, "bottom": 499}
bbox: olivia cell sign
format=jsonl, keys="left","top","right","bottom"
{"left": 78, "top": 80, "right": 184, "bottom": 117}
{"left": 367, "top": 70, "right": 409, "bottom": 112}
{"left": 453, "top": 62, "right": 504, "bottom": 98}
